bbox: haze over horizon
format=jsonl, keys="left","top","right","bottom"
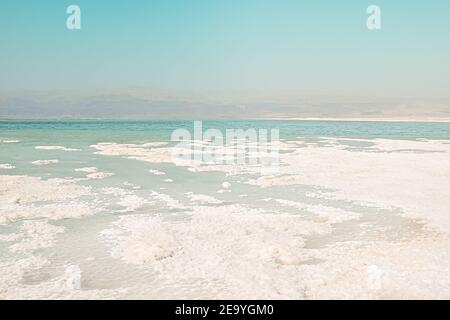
{"left": 1, "top": 0, "right": 450, "bottom": 118}
{"left": 1, "top": 87, "right": 449, "bottom": 119}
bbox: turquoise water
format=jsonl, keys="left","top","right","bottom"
{"left": 1, "top": 120, "right": 450, "bottom": 299}
{"left": 1, "top": 120, "right": 450, "bottom": 143}
{"left": 1, "top": 119, "right": 449, "bottom": 207}
{"left": 2, "top": 119, "right": 449, "bottom": 184}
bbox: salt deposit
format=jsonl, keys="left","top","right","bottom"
{"left": 35, "top": 146, "right": 81, "bottom": 152}
{"left": 31, "top": 159, "right": 59, "bottom": 166}
{"left": 0, "top": 163, "right": 15, "bottom": 169}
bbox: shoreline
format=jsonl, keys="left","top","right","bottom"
{"left": 256, "top": 116, "right": 450, "bottom": 123}
{"left": 1, "top": 117, "right": 450, "bottom": 123}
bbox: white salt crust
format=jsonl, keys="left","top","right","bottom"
{"left": 0, "top": 163, "right": 15, "bottom": 170}
{"left": 101, "top": 205, "right": 331, "bottom": 299}
{"left": 31, "top": 159, "right": 59, "bottom": 166}
{"left": 101, "top": 205, "right": 450, "bottom": 299}
{"left": 0, "top": 175, "right": 97, "bottom": 224}
{"left": 90, "top": 139, "right": 450, "bottom": 231}
{"left": 247, "top": 139, "right": 450, "bottom": 231}
{"left": 35, "top": 146, "right": 81, "bottom": 152}
{"left": 1, "top": 137, "right": 449, "bottom": 299}
{"left": 0, "top": 256, "right": 125, "bottom": 299}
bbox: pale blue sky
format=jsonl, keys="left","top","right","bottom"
{"left": 1, "top": 0, "right": 450, "bottom": 98}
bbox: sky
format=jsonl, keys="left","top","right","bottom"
{"left": 1, "top": 0, "right": 450, "bottom": 99}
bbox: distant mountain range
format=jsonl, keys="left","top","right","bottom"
{"left": 1, "top": 88, "right": 449, "bottom": 120}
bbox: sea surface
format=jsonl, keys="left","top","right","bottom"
{"left": 1, "top": 120, "right": 450, "bottom": 299}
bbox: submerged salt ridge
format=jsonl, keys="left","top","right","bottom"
{"left": 1, "top": 124, "right": 450, "bottom": 299}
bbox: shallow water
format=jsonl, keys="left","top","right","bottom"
{"left": 1, "top": 120, "right": 450, "bottom": 299}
